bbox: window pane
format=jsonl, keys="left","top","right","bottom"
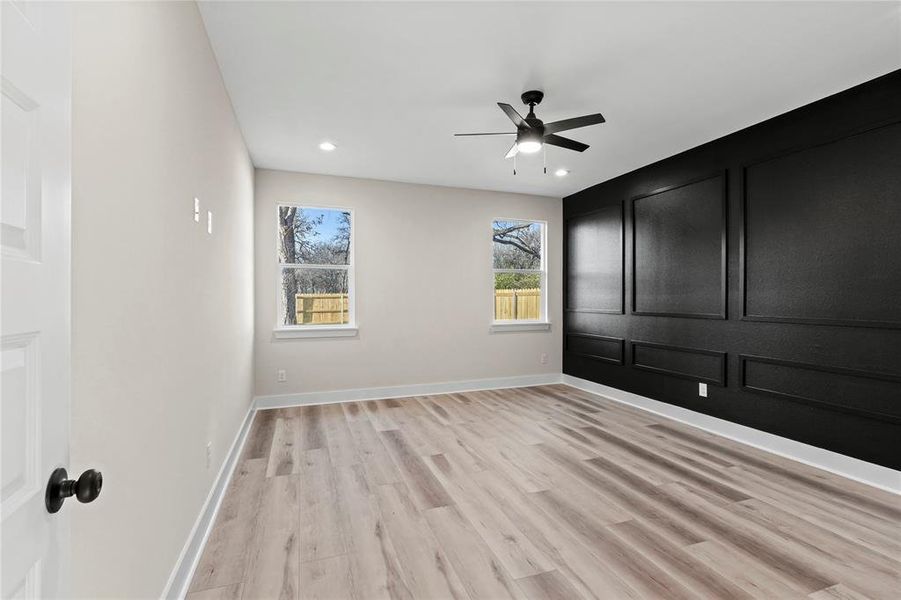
{"left": 280, "top": 268, "right": 349, "bottom": 326}
{"left": 494, "top": 273, "right": 542, "bottom": 321}
{"left": 493, "top": 220, "right": 542, "bottom": 269}
{"left": 278, "top": 207, "right": 351, "bottom": 265}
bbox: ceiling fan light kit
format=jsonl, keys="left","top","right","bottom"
{"left": 455, "top": 90, "right": 605, "bottom": 174}
{"left": 517, "top": 138, "right": 542, "bottom": 154}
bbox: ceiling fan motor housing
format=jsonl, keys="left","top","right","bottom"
{"left": 519, "top": 90, "right": 546, "bottom": 144}
{"left": 521, "top": 90, "right": 544, "bottom": 106}
{"left": 516, "top": 90, "right": 544, "bottom": 144}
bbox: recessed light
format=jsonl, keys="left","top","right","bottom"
{"left": 319, "top": 141, "right": 336, "bottom": 152}
{"left": 554, "top": 168, "right": 569, "bottom": 177}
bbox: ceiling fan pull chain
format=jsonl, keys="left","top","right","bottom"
{"left": 543, "top": 146, "right": 547, "bottom": 174}
{"left": 513, "top": 153, "right": 517, "bottom": 175}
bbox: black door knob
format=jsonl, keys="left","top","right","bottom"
{"left": 45, "top": 468, "right": 103, "bottom": 514}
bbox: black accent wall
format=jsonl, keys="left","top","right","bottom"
{"left": 563, "top": 70, "right": 901, "bottom": 469}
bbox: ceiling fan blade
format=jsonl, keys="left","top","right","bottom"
{"left": 498, "top": 103, "right": 528, "bottom": 129}
{"left": 544, "top": 134, "right": 589, "bottom": 152}
{"left": 454, "top": 132, "right": 516, "bottom": 136}
{"left": 543, "top": 113, "right": 605, "bottom": 135}
{"left": 505, "top": 142, "right": 519, "bottom": 159}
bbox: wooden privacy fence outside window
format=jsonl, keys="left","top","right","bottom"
{"left": 294, "top": 288, "right": 541, "bottom": 324}
{"left": 494, "top": 288, "right": 540, "bottom": 320}
{"left": 295, "top": 293, "right": 350, "bottom": 324}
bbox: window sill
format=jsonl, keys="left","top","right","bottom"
{"left": 490, "top": 321, "right": 551, "bottom": 333}
{"left": 273, "top": 326, "right": 359, "bottom": 339}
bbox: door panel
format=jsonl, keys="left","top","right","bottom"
{"left": 1, "top": 2, "right": 72, "bottom": 597}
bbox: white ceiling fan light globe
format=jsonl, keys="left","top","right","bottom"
{"left": 517, "top": 140, "right": 542, "bottom": 154}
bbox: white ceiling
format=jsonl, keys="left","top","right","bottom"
{"left": 199, "top": 1, "right": 900, "bottom": 198}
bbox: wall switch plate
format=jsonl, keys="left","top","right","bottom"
{"left": 194, "top": 197, "right": 200, "bottom": 222}
{"left": 540, "top": 353, "right": 548, "bottom": 365}
{"left": 206, "top": 442, "right": 212, "bottom": 469}
{"left": 277, "top": 369, "right": 287, "bottom": 383}
{"left": 699, "top": 382, "right": 708, "bottom": 398}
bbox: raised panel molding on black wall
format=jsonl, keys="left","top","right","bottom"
{"left": 632, "top": 172, "right": 727, "bottom": 319}
{"left": 566, "top": 333, "right": 624, "bottom": 365}
{"left": 563, "top": 70, "right": 901, "bottom": 469}
{"left": 632, "top": 341, "right": 727, "bottom": 386}
{"left": 565, "top": 204, "right": 624, "bottom": 313}
{"left": 741, "top": 120, "right": 901, "bottom": 328}
{"left": 739, "top": 355, "right": 901, "bottom": 424}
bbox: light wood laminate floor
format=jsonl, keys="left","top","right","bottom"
{"left": 187, "top": 384, "right": 900, "bottom": 600}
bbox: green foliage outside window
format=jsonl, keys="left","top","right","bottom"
{"left": 494, "top": 272, "right": 540, "bottom": 289}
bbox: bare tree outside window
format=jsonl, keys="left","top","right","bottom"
{"left": 493, "top": 221, "right": 541, "bottom": 269}
{"left": 278, "top": 206, "right": 353, "bottom": 326}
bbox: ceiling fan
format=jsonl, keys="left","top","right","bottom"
{"left": 455, "top": 90, "right": 605, "bottom": 165}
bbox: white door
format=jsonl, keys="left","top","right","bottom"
{"left": 2, "top": 1, "right": 73, "bottom": 597}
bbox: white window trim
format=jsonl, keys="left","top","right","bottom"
{"left": 273, "top": 325, "right": 358, "bottom": 339}
{"left": 489, "top": 321, "right": 551, "bottom": 333}
{"left": 275, "top": 204, "right": 356, "bottom": 338}
{"left": 491, "top": 218, "right": 550, "bottom": 333}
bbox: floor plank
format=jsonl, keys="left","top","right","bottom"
{"left": 379, "top": 429, "right": 454, "bottom": 510}
{"left": 424, "top": 504, "right": 526, "bottom": 600}
{"left": 189, "top": 459, "right": 266, "bottom": 592}
{"left": 299, "top": 448, "right": 346, "bottom": 563}
{"left": 516, "top": 570, "right": 587, "bottom": 600}
{"left": 242, "top": 474, "right": 300, "bottom": 599}
{"left": 333, "top": 463, "right": 413, "bottom": 600}
{"left": 242, "top": 409, "right": 276, "bottom": 461}
{"left": 266, "top": 415, "right": 301, "bottom": 477}
{"left": 375, "top": 482, "right": 470, "bottom": 599}
{"left": 299, "top": 554, "right": 355, "bottom": 600}
{"left": 185, "top": 583, "right": 243, "bottom": 600}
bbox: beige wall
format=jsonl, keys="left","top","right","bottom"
{"left": 71, "top": 3, "right": 254, "bottom": 598}
{"left": 255, "top": 169, "right": 562, "bottom": 398}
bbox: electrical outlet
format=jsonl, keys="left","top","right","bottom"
{"left": 540, "top": 353, "right": 548, "bottom": 365}
{"left": 206, "top": 442, "right": 212, "bottom": 469}
{"left": 699, "top": 382, "right": 708, "bottom": 398}
{"left": 277, "top": 369, "right": 287, "bottom": 383}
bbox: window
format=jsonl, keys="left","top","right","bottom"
{"left": 492, "top": 219, "right": 547, "bottom": 328}
{"left": 277, "top": 206, "right": 354, "bottom": 334}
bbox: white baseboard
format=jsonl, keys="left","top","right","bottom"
{"left": 254, "top": 373, "right": 562, "bottom": 410}
{"left": 561, "top": 374, "right": 901, "bottom": 495}
{"left": 160, "top": 403, "right": 256, "bottom": 600}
